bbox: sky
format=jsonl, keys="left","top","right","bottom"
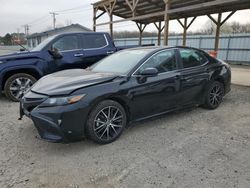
{"left": 1, "top": 0, "right": 250, "bottom": 36}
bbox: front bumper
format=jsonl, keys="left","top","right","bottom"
{"left": 20, "top": 92, "right": 90, "bottom": 142}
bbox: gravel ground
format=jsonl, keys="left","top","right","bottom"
{"left": 0, "top": 85, "right": 250, "bottom": 188}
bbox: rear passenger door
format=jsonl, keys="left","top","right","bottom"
{"left": 178, "top": 48, "right": 210, "bottom": 105}
{"left": 81, "top": 33, "right": 116, "bottom": 68}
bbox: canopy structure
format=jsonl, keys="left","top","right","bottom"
{"left": 93, "top": 0, "right": 250, "bottom": 51}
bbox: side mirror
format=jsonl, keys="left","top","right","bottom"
{"left": 140, "top": 67, "right": 158, "bottom": 77}
{"left": 48, "top": 47, "right": 63, "bottom": 59}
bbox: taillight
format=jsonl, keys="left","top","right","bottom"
{"left": 209, "top": 51, "right": 218, "bottom": 58}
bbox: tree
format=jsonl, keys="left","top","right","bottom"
{"left": 3, "top": 33, "right": 12, "bottom": 45}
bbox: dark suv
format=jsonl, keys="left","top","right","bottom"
{"left": 0, "top": 32, "right": 126, "bottom": 101}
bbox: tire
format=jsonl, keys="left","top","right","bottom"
{"left": 4, "top": 73, "right": 37, "bottom": 102}
{"left": 86, "top": 100, "right": 127, "bottom": 144}
{"left": 203, "top": 81, "right": 225, "bottom": 109}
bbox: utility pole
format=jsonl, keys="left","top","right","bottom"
{"left": 23, "top": 25, "right": 30, "bottom": 36}
{"left": 50, "top": 12, "right": 59, "bottom": 29}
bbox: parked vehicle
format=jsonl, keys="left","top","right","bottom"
{"left": 0, "top": 32, "right": 142, "bottom": 101}
{"left": 20, "top": 46, "right": 231, "bottom": 144}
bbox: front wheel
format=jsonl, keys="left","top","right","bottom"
{"left": 86, "top": 100, "right": 127, "bottom": 144}
{"left": 4, "top": 73, "right": 37, "bottom": 102}
{"left": 203, "top": 81, "right": 225, "bottom": 109}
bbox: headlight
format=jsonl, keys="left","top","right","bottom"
{"left": 40, "top": 94, "right": 86, "bottom": 107}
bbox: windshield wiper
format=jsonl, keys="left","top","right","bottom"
{"left": 15, "top": 41, "right": 30, "bottom": 52}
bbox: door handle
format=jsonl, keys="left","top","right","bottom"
{"left": 107, "top": 51, "right": 115, "bottom": 55}
{"left": 74, "top": 53, "right": 84, "bottom": 57}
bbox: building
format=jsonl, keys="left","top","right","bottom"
{"left": 27, "top": 24, "right": 92, "bottom": 48}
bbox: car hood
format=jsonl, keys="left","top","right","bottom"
{"left": 31, "top": 69, "right": 118, "bottom": 96}
{"left": 0, "top": 51, "right": 41, "bottom": 62}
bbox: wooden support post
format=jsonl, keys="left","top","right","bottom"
{"left": 177, "top": 17, "right": 196, "bottom": 46}
{"left": 93, "top": 8, "right": 97, "bottom": 31}
{"left": 183, "top": 18, "right": 187, "bottom": 46}
{"left": 103, "top": 1, "right": 117, "bottom": 39}
{"left": 208, "top": 11, "right": 236, "bottom": 52}
{"left": 110, "top": 14, "right": 113, "bottom": 39}
{"left": 154, "top": 22, "right": 165, "bottom": 46}
{"left": 136, "top": 23, "right": 147, "bottom": 45}
{"left": 214, "top": 13, "right": 222, "bottom": 52}
{"left": 163, "top": 0, "right": 170, "bottom": 46}
{"left": 158, "top": 22, "right": 162, "bottom": 46}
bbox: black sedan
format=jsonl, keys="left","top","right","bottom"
{"left": 20, "top": 47, "right": 231, "bottom": 144}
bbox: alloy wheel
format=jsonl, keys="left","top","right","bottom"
{"left": 9, "top": 77, "right": 34, "bottom": 100}
{"left": 94, "top": 106, "right": 124, "bottom": 141}
{"left": 209, "top": 84, "right": 223, "bottom": 107}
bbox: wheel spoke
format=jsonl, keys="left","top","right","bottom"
{"left": 113, "top": 115, "right": 123, "bottom": 121}
{"left": 100, "top": 110, "right": 108, "bottom": 119}
{"left": 100, "top": 128, "right": 107, "bottom": 139}
{"left": 112, "top": 109, "right": 119, "bottom": 120}
{"left": 111, "top": 125, "right": 118, "bottom": 135}
{"left": 10, "top": 87, "right": 19, "bottom": 91}
{"left": 15, "top": 78, "right": 22, "bottom": 86}
{"left": 94, "top": 123, "right": 107, "bottom": 132}
{"left": 111, "top": 123, "right": 122, "bottom": 128}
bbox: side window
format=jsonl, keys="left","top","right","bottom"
{"left": 179, "top": 49, "right": 208, "bottom": 68}
{"left": 52, "top": 35, "right": 79, "bottom": 51}
{"left": 84, "top": 34, "right": 107, "bottom": 49}
{"left": 138, "top": 50, "right": 177, "bottom": 74}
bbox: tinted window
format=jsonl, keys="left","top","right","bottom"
{"left": 91, "top": 49, "right": 149, "bottom": 74}
{"left": 53, "top": 35, "right": 79, "bottom": 51}
{"left": 179, "top": 49, "right": 208, "bottom": 68}
{"left": 138, "top": 50, "right": 177, "bottom": 74}
{"left": 84, "top": 34, "right": 107, "bottom": 49}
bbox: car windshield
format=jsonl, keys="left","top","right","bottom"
{"left": 31, "top": 36, "right": 56, "bottom": 51}
{"left": 90, "top": 49, "right": 150, "bottom": 75}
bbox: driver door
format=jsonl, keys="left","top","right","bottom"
{"left": 48, "top": 34, "right": 85, "bottom": 73}
{"left": 129, "top": 49, "right": 182, "bottom": 120}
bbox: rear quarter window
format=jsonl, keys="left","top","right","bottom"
{"left": 83, "top": 34, "right": 107, "bottom": 49}
{"left": 179, "top": 49, "right": 208, "bottom": 68}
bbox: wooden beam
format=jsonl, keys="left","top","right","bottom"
{"left": 207, "top": 14, "right": 218, "bottom": 25}
{"left": 94, "top": 0, "right": 241, "bottom": 27}
{"left": 177, "top": 19, "right": 184, "bottom": 28}
{"left": 187, "top": 17, "right": 196, "bottom": 29}
{"left": 221, "top": 11, "right": 236, "bottom": 25}
{"left": 96, "top": 11, "right": 105, "bottom": 19}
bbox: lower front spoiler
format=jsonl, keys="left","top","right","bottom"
{"left": 31, "top": 112, "right": 67, "bottom": 143}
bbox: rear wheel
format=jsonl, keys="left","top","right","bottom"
{"left": 203, "top": 81, "right": 224, "bottom": 109}
{"left": 4, "top": 73, "right": 37, "bottom": 102}
{"left": 86, "top": 100, "right": 127, "bottom": 144}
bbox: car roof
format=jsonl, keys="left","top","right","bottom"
{"left": 123, "top": 46, "right": 205, "bottom": 53}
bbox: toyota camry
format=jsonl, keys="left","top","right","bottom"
{"left": 20, "top": 47, "right": 231, "bottom": 144}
